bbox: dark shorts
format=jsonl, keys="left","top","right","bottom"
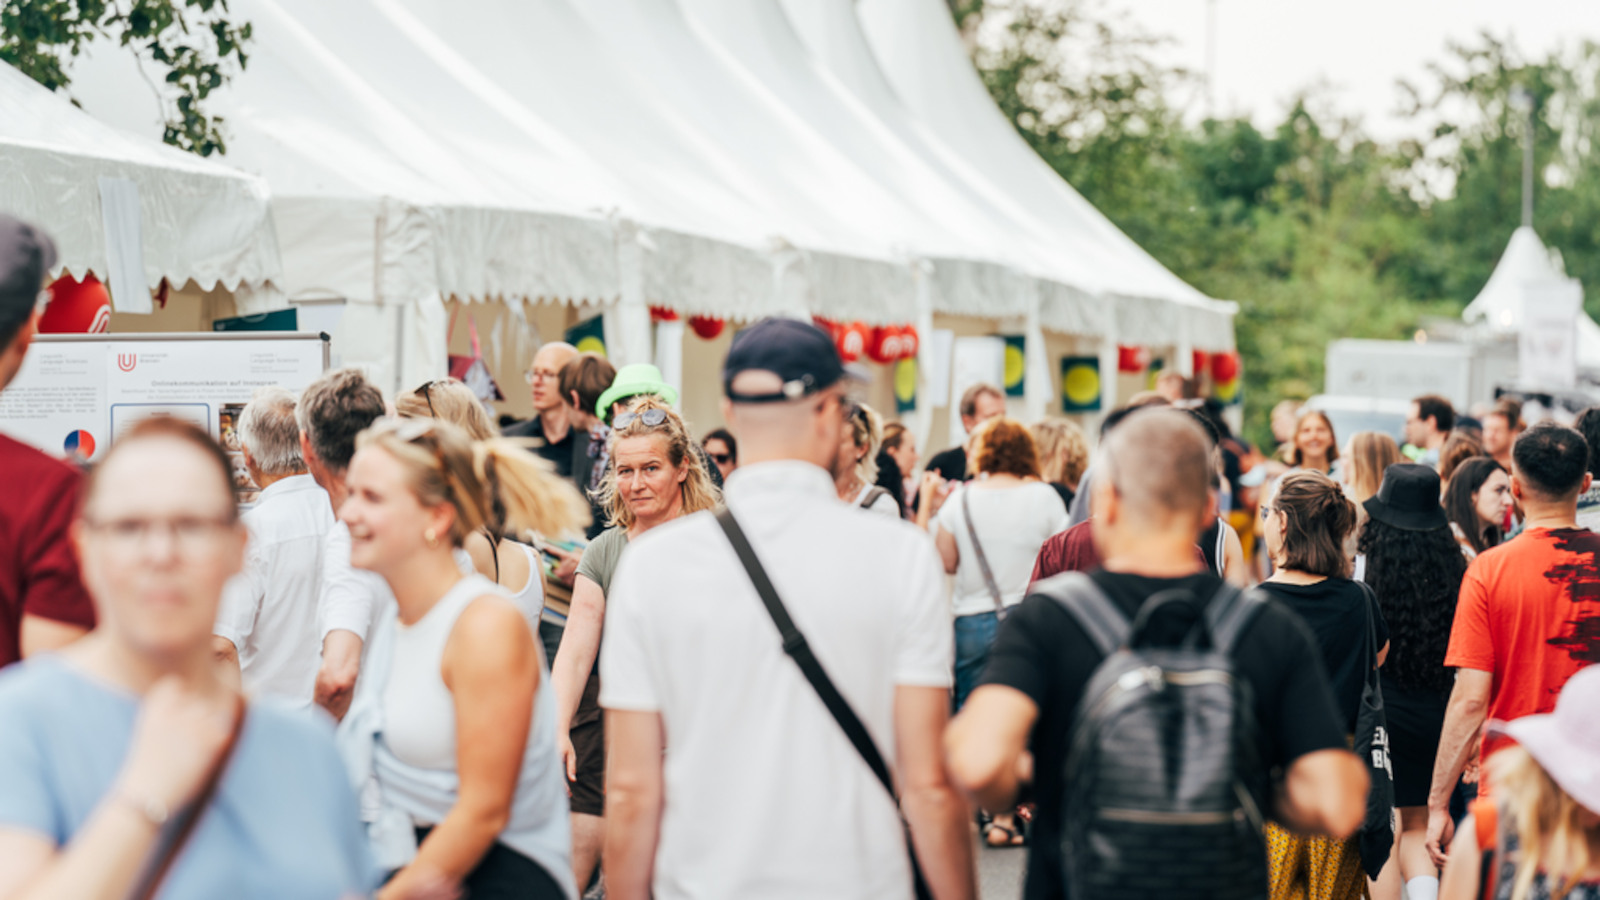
{"left": 408, "top": 826, "right": 565, "bottom": 900}
{"left": 569, "top": 716, "right": 606, "bottom": 817}
{"left": 1381, "top": 676, "right": 1450, "bottom": 808}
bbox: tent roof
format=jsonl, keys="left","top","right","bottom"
{"left": 0, "top": 61, "right": 280, "bottom": 292}
{"left": 64, "top": 0, "right": 621, "bottom": 306}
{"left": 1463, "top": 226, "right": 1569, "bottom": 331}
{"left": 846, "top": 0, "right": 1236, "bottom": 348}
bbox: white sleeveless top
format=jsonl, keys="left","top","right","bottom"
{"left": 382, "top": 575, "right": 484, "bottom": 771}
{"left": 453, "top": 543, "right": 543, "bottom": 630}
{"left": 371, "top": 574, "right": 574, "bottom": 895}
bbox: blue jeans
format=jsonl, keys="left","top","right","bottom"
{"left": 953, "top": 610, "right": 1001, "bottom": 712}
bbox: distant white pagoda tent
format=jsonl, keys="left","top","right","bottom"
{"left": 1463, "top": 226, "right": 1599, "bottom": 386}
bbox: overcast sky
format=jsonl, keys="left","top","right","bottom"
{"left": 1109, "top": 1, "right": 1600, "bottom": 140}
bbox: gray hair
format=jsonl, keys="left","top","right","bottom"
{"left": 239, "top": 386, "right": 306, "bottom": 476}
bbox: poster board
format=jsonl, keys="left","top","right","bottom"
{"left": 0, "top": 332, "right": 330, "bottom": 499}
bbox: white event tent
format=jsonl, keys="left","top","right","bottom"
{"left": 1463, "top": 226, "right": 1600, "bottom": 372}
{"left": 0, "top": 61, "right": 279, "bottom": 301}
{"left": 59, "top": 0, "right": 1236, "bottom": 419}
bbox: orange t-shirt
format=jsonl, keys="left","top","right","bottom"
{"left": 1445, "top": 527, "right": 1600, "bottom": 773}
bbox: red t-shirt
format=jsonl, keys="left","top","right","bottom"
{"left": 1445, "top": 527, "right": 1600, "bottom": 766}
{"left": 0, "top": 434, "right": 95, "bottom": 666}
{"left": 1030, "top": 520, "right": 1207, "bottom": 585}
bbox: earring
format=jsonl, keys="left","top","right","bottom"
{"left": 424, "top": 528, "right": 438, "bottom": 547}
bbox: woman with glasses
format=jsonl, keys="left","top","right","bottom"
{"left": 836, "top": 402, "right": 899, "bottom": 517}
{"left": 702, "top": 428, "right": 738, "bottom": 483}
{"left": 0, "top": 418, "right": 375, "bottom": 900}
{"left": 337, "top": 417, "right": 589, "bottom": 900}
{"left": 1257, "top": 470, "right": 1390, "bottom": 900}
{"left": 548, "top": 397, "right": 720, "bottom": 892}
{"left": 398, "top": 378, "right": 542, "bottom": 626}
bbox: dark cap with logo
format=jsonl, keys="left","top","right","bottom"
{"left": 723, "top": 317, "right": 855, "bottom": 403}
{"left": 0, "top": 214, "right": 57, "bottom": 340}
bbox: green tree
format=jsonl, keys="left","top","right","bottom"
{"left": 1, "top": 0, "right": 251, "bottom": 156}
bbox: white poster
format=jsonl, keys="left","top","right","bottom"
{"left": 0, "top": 334, "right": 327, "bottom": 464}
{"left": 0, "top": 341, "right": 105, "bottom": 460}
{"left": 948, "top": 336, "right": 1006, "bottom": 447}
{"left": 1519, "top": 279, "right": 1583, "bottom": 390}
{"left": 98, "top": 177, "right": 151, "bottom": 315}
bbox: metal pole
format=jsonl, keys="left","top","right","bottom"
{"left": 1205, "top": 0, "right": 1217, "bottom": 120}
{"left": 1522, "top": 99, "right": 1535, "bottom": 228}
{"left": 1514, "top": 86, "right": 1535, "bottom": 228}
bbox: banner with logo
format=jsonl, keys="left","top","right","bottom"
{"left": 565, "top": 315, "right": 608, "bottom": 357}
{"left": 0, "top": 333, "right": 328, "bottom": 482}
{"left": 1003, "top": 334, "right": 1026, "bottom": 397}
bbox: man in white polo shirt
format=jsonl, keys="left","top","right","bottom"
{"left": 213, "top": 386, "right": 332, "bottom": 706}
{"left": 601, "top": 318, "right": 976, "bottom": 900}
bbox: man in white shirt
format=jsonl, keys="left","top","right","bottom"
{"left": 212, "top": 387, "right": 331, "bottom": 707}
{"left": 297, "top": 367, "right": 390, "bottom": 720}
{"left": 601, "top": 318, "right": 976, "bottom": 900}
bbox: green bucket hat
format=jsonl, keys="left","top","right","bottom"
{"left": 596, "top": 363, "right": 680, "bottom": 424}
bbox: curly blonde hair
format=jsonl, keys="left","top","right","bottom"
{"left": 595, "top": 397, "right": 720, "bottom": 530}
{"left": 847, "top": 402, "right": 883, "bottom": 485}
{"left": 1031, "top": 418, "right": 1089, "bottom": 489}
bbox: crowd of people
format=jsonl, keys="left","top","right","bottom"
{"left": 1, "top": 211, "right": 1598, "bottom": 900}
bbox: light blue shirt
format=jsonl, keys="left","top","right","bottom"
{"left": 0, "top": 656, "right": 377, "bottom": 899}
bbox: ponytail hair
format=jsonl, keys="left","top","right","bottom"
{"left": 1272, "top": 470, "right": 1356, "bottom": 578}
{"left": 356, "top": 418, "right": 589, "bottom": 546}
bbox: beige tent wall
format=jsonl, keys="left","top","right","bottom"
{"left": 443, "top": 297, "right": 591, "bottom": 425}
{"left": 106, "top": 282, "right": 239, "bottom": 334}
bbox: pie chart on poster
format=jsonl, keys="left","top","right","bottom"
{"left": 64, "top": 430, "right": 96, "bottom": 459}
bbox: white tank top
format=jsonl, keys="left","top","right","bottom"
{"left": 452, "top": 542, "right": 543, "bottom": 632}
{"left": 382, "top": 575, "right": 494, "bottom": 771}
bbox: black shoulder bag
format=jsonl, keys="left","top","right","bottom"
{"left": 715, "top": 508, "right": 933, "bottom": 900}
{"left": 1353, "top": 580, "right": 1395, "bottom": 878}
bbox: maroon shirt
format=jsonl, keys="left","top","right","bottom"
{"left": 1030, "top": 520, "right": 1207, "bottom": 586}
{"left": 0, "top": 434, "right": 95, "bottom": 667}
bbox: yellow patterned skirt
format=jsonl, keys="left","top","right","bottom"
{"left": 1264, "top": 821, "right": 1369, "bottom": 900}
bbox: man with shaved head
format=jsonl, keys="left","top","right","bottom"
{"left": 505, "top": 340, "right": 583, "bottom": 476}
{"left": 946, "top": 409, "right": 1369, "bottom": 900}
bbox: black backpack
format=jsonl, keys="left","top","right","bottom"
{"left": 1037, "top": 572, "right": 1272, "bottom": 900}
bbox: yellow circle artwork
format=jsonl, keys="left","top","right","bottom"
{"left": 1062, "top": 364, "right": 1100, "bottom": 406}
{"left": 894, "top": 358, "right": 917, "bottom": 403}
{"left": 1003, "top": 344, "right": 1025, "bottom": 390}
{"left": 576, "top": 336, "right": 606, "bottom": 356}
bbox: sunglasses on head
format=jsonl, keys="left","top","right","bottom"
{"left": 614, "top": 408, "right": 669, "bottom": 429}
{"left": 414, "top": 380, "right": 441, "bottom": 418}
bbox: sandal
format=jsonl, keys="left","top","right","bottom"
{"left": 983, "top": 821, "right": 1026, "bottom": 848}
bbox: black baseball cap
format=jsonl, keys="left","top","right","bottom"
{"left": 723, "top": 317, "right": 857, "bottom": 403}
{"left": 0, "top": 214, "right": 56, "bottom": 342}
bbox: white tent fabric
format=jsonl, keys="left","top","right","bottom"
{"left": 1463, "top": 226, "right": 1600, "bottom": 370}
{"left": 846, "top": 0, "right": 1237, "bottom": 351}
{"left": 0, "top": 61, "right": 279, "bottom": 293}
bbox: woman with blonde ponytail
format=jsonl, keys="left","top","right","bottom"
{"left": 1258, "top": 469, "right": 1392, "bottom": 900}
{"left": 398, "top": 377, "right": 543, "bottom": 621}
{"left": 336, "top": 417, "right": 590, "bottom": 900}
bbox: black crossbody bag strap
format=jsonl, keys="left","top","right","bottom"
{"left": 715, "top": 508, "right": 933, "bottom": 900}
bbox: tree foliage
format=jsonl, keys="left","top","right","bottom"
{"left": 1, "top": 0, "right": 251, "bottom": 156}
{"left": 958, "top": 0, "right": 1600, "bottom": 447}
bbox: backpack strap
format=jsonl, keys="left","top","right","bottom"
{"left": 1036, "top": 572, "right": 1130, "bottom": 658}
{"left": 1206, "top": 585, "right": 1265, "bottom": 655}
{"left": 858, "top": 486, "right": 888, "bottom": 510}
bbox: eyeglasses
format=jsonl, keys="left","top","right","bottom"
{"left": 709, "top": 452, "right": 732, "bottom": 465}
{"left": 1259, "top": 504, "right": 1277, "bottom": 521}
{"left": 414, "top": 381, "right": 440, "bottom": 418}
{"left": 524, "top": 368, "right": 560, "bottom": 384}
{"left": 83, "top": 516, "right": 237, "bottom": 555}
{"left": 614, "top": 408, "right": 669, "bottom": 429}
